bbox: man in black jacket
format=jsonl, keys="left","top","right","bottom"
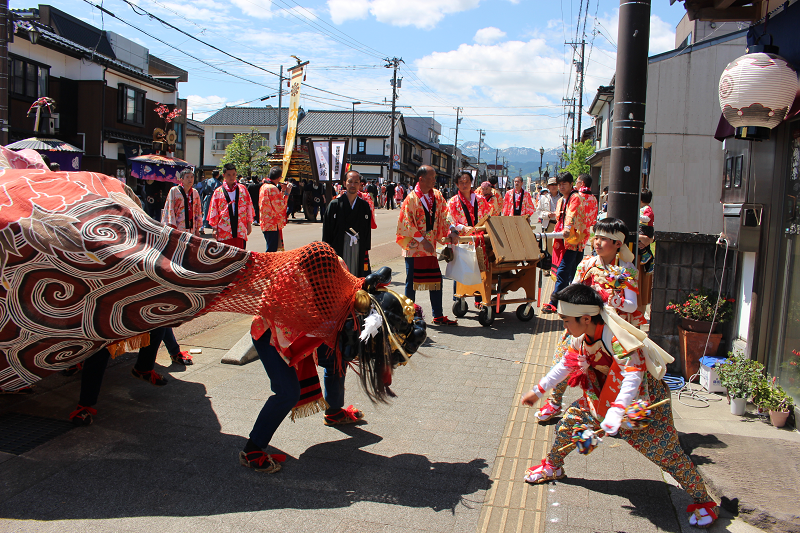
{"left": 322, "top": 170, "right": 372, "bottom": 276}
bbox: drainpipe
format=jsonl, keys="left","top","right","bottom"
{"left": 101, "top": 67, "right": 107, "bottom": 174}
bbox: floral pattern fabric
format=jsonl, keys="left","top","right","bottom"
{"left": 259, "top": 182, "right": 288, "bottom": 232}
{"left": 207, "top": 183, "right": 255, "bottom": 242}
{"left": 501, "top": 190, "right": 536, "bottom": 216}
{"left": 396, "top": 188, "right": 450, "bottom": 258}
{"left": 162, "top": 186, "right": 202, "bottom": 234}
{"left": 482, "top": 192, "right": 502, "bottom": 216}
{"left": 447, "top": 193, "right": 492, "bottom": 235}
{"left": 573, "top": 255, "right": 647, "bottom": 327}
{"left": 359, "top": 190, "right": 377, "bottom": 229}
{"left": 563, "top": 191, "right": 598, "bottom": 251}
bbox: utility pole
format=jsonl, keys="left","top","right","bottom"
{"left": 566, "top": 40, "right": 587, "bottom": 144}
{"left": 577, "top": 39, "right": 586, "bottom": 142}
{"left": 476, "top": 129, "right": 485, "bottom": 186}
{"left": 276, "top": 65, "right": 283, "bottom": 146}
{"left": 608, "top": 0, "right": 650, "bottom": 241}
{"left": 0, "top": 0, "right": 9, "bottom": 146}
{"left": 385, "top": 57, "right": 403, "bottom": 183}
{"left": 562, "top": 98, "right": 576, "bottom": 147}
{"left": 451, "top": 107, "right": 461, "bottom": 192}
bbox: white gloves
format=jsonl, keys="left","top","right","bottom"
{"left": 600, "top": 406, "right": 625, "bottom": 436}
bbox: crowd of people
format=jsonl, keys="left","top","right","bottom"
{"left": 61, "top": 159, "right": 716, "bottom": 528}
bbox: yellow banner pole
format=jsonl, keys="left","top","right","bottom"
{"left": 281, "top": 61, "right": 308, "bottom": 181}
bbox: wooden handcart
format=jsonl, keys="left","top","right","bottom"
{"left": 453, "top": 216, "right": 541, "bottom": 326}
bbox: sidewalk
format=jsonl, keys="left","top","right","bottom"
{"left": 0, "top": 257, "right": 792, "bottom": 533}
{"left": 0, "top": 257, "right": 544, "bottom": 533}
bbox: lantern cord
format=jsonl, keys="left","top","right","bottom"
{"left": 675, "top": 237, "right": 730, "bottom": 408}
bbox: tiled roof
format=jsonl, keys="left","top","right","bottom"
{"left": 186, "top": 119, "right": 205, "bottom": 134}
{"left": 298, "top": 111, "right": 395, "bottom": 137}
{"left": 12, "top": 20, "right": 175, "bottom": 92}
{"left": 203, "top": 107, "right": 290, "bottom": 126}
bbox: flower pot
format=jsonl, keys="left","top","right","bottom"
{"left": 730, "top": 397, "right": 747, "bottom": 416}
{"left": 680, "top": 317, "right": 720, "bottom": 333}
{"left": 769, "top": 410, "right": 790, "bottom": 428}
{"left": 678, "top": 327, "right": 723, "bottom": 380}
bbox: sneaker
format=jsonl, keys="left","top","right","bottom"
{"left": 239, "top": 451, "right": 282, "bottom": 473}
{"left": 535, "top": 400, "right": 563, "bottom": 422}
{"left": 131, "top": 368, "right": 168, "bottom": 386}
{"left": 432, "top": 316, "right": 458, "bottom": 326}
{"left": 541, "top": 303, "right": 557, "bottom": 314}
{"left": 524, "top": 458, "right": 565, "bottom": 484}
{"left": 688, "top": 503, "right": 717, "bottom": 528}
{"left": 69, "top": 405, "right": 97, "bottom": 426}
{"left": 324, "top": 405, "right": 365, "bottom": 426}
{"left": 170, "top": 351, "right": 194, "bottom": 366}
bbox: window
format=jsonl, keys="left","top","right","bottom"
{"left": 724, "top": 155, "right": 744, "bottom": 189}
{"left": 596, "top": 116, "right": 603, "bottom": 145}
{"left": 174, "top": 122, "right": 184, "bottom": 149}
{"left": 118, "top": 84, "right": 146, "bottom": 125}
{"left": 10, "top": 56, "right": 49, "bottom": 99}
{"left": 357, "top": 138, "right": 366, "bottom": 154}
{"left": 213, "top": 132, "right": 236, "bottom": 151}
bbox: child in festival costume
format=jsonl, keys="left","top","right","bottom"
{"left": 521, "top": 284, "right": 718, "bottom": 529}
{"left": 536, "top": 218, "right": 646, "bottom": 422}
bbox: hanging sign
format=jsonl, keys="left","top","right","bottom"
{"left": 282, "top": 61, "right": 308, "bottom": 181}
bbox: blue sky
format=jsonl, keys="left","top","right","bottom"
{"left": 13, "top": 0, "right": 692, "bottom": 149}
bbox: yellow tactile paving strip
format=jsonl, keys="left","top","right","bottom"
{"left": 477, "top": 299, "right": 563, "bottom": 533}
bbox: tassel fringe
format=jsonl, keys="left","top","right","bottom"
{"left": 290, "top": 397, "right": 329, "bottom": 421}
{"left": 413, "top": 282, "right": 442, "bottom": 291}
{"left": 106, "top": 333, "right": 151, "bottom": 359}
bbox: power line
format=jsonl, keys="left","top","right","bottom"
{"left": 80, "top": 0, "right": 280, "bottom": 91}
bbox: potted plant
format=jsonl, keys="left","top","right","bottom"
{"left": 716, "top": 352, "right": 764, "bottom": 416}
{"left": 753, "top": 377, "right": 795, "bottom": 428}
{"left": 667, "top": 290, "right": 735, "bottom": 379}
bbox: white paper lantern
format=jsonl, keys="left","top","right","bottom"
{"left": 718, "top": 47, "right": 798, "bottom": 140}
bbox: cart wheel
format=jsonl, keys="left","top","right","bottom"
{"left": 516, "top": 303, "right": 535, "bottom": 322}
{"left": 452, "top": 298, "right": 469, "bottom": 318}
{"left": 478, "top": 305, "right": 495, "bottom": 327}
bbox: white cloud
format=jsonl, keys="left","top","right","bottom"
{"left": 474, "top": 27, "right": 506, "bottom": 45}
{"left": 230, "top": 0, "right": 274, "bottom": 19}
{"left": 186, "top": 94, "right": 236, "bottom": 120}
{"left": 328, "top": 0, "right": 480, "bottom": 29}
{"left": 328, "top": 0, "right": 371, "bottom": 23}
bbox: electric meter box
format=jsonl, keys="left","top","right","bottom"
{"left": 722, "top": 203, "right": 762, "bottom": 252}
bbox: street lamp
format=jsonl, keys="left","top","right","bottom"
{"left": 351, "top": 101, "right": 361, "bottom": 159}
{"left": 539, "top": 146, "right": 544, "bottom": 186}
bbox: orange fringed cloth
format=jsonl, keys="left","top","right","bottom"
{"left": 202, "top": 241, "right": 364, "bottom": 418}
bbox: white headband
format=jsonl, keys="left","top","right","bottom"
{"left": 594, "top": 230, "right": 625, "bottom": 243}
{"left": 594, "top": 230, "right": 635, "bottom": 263}
{"left": 556, "top": 301, "right": 602, "bottom": 317}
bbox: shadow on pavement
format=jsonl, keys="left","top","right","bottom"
{"left": 0, "top": 375, "right": 491, "bottom": 521}
{"left": 559, "top": 477, "right": 677, "bottom": 529}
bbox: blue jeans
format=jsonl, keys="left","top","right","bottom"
{"left": 551, "top": 249, "right": 584, "bottom": 303}
{"left": 405, "top": 257, "right": 444, "bottom": 318}
{"left": 317, "top": 343, "right": 345, "bottom": 412}
{"left": 263, "top": 231, "right": 280, "bottom": 252}
{"left": 248, "top": 330, "right": 300, "bottom": 449}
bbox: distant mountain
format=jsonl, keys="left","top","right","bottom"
{"left": 460, "top": 141, "right": 562, "bottom": 165}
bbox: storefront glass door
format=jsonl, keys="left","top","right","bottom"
{"left": 771, "top": 122, "right": 800, "bottom": 405}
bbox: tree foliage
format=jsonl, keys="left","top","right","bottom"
{"left": 562, "top": 140, "right": 595, "bottom": 177}
{"left": 220, "top": 128, "right": 271, "bottom": 178}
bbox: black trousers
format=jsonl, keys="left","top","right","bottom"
{"left": 78, "top": 327, "right": 166, "bottom": 407}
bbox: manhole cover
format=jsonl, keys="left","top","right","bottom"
{"left": 0, "top": 413, "right": 74, "bottom": 455}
